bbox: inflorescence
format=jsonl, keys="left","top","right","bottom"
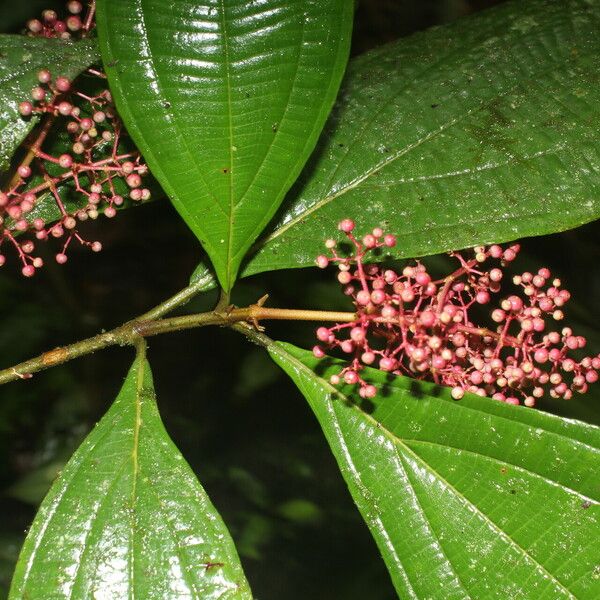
{"left": 314, "top": 219, "right": 600, "bottom": 407}
{"left": 0, "top": 1, "right": 149, "bottom": 276}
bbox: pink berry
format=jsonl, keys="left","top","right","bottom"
{"left": 37, "top": 69, "right": 51, "bottom": 84}
{"left": 337, "top": 271, "right": 351, "bottom": 285}
{"left": 31, "top": 86, "right": 46, "bottom": 101}
{"left": 312, "top": 345, "right": 325, "bottom": 358}
{"left": 451, "top": 387, "right": 464, "bottom": 400}
{"left": 58, "top": 154, "right": 73, "bottom": 168}
{"left": 338, "top": 219, "right": 355, "bottom": 233}
{"left": 476, "top": 291, "right": 490, "bottom": 304}
{"left": 370, "top": 289, "right": 385, "bottom": 304}
{"left": 491, "top": 309, "right": 505, "bottom": 323}
{"left": 350, "top": 327, "right": 365, "bottom": 343}
{"left": 344, "top": 370, "right": 359, "bottom": 385}
{"left": 489, "top": 245, "right": 503, "bottom": 258}
{"left": 316, "top": 255, "right": 329, "bottom": 269}
{"left": 67, "top": 1, "right": 83, "bottom": 13}
{"left": 356, "top": 290, "right": 370, "bottom": 306}
{"left": 18, "top": 101, "right": 33, "bottom": 116}
{"left": 91, "top": 241, "right": 103, "bottom": 252}
{"left": 22, "top": 265, "right": 35, "bottom": 277}
{"left": 104, "top": 206, "right": 117, "bottom": 218}
{"left": 126, "top": 173, "right": 142, "bottom": 188}
{"left": 415, "top": 272, "right": 431, "bottom": 286}
{"left": 80, "top": 118, "right": 93, "bottom": 131}
{"left": 361, "top": 351, "right": 376, "bottom": 365}
{"left": 384, "top": 234, "right": 396, "bottom": 247}
{"left": 55, "top": 253, "right": 68, "bottom": 264}
{"left": 57, "top": 101, "right": 73, "bottom": 116}
{"left": 18, "top": 165, "right": 32, "bottom": 178}
{"left": 379, "top": 357, "right": 396, "bottom": 371}
{"left": 55, "top": 77, "right": 71, "bottom": 93}
{"left": 66, "top": 15, "right": 82, "bottom": 31}
{"left": 362, "top": 385, "right": 377, "bottom": 399}
{"left": 42, "top": 9, "right": 57, "bottom": 23}
{"left": 316, "top": 327, "right": 330, "bottom": 342}
{"left": 27, "top": 19, "right": 43, "bottom": 33}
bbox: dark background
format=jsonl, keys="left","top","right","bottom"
{"left": 1, "top": 1, "right": 598, "bottom": 598}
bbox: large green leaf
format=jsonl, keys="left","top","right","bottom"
{"left": 0, "top": 36, "right": 98, "bottom": 174}
{"left": 270, "top": 342, "right": 600, "bottom": 599}
{"left": 10, "top": 354, "right": 252, "bottom": 599}
{"left": 96, "top": 0, "right": 354, "bottom": 291}
{"left": 242, "top": 0, "right": 600, "bottom": 277}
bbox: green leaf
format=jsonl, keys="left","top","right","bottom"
{"left": 0, "top": 36, "right": 98, "bottom": 174}
{"left": 269, "top": 342, "right": 600, "bottom": 599}
{"left": 96, "top": 0, "right": 354, "bottom": 291}
{"left": 10, "top": 354, "right": 252, "bottom": 599}
{"left": 243, "top": 0, "right": 600, "bottom": 277}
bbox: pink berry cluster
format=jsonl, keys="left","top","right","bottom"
{"left": 0, "top": 5, "right": 149, "bottom": 276}
{"left": 313, "top": 220, "right": 600, "bottom": 407}
{"left": 25, "top": 1, "right": 94, "bottom": 39}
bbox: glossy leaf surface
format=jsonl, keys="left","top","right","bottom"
{"left": 270, "top": 342, "right": 600, "bottom": 599}
{"left": 0, "top": 36, "right": 98, "bottom": 174}
{"left": 10, "top": 355, "right": 251, "bottom": 599}
{"left": 96, "top": 0, "right": 353, "bottom": 290}
{"left": 243, "top": 0, "right": 600, "bottom": 276}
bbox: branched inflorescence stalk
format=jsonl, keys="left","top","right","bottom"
{"left": 0, "top": 1, "right": 149, "bottom": 275}
{"left": 313, "top": 219, "right": 600, "bottom": 407}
